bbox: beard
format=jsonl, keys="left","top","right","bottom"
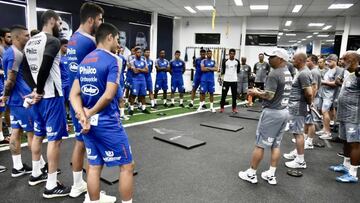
{"left": 91, "top": 23, "right": 98, "bottom": 36}
{"left": 53, "top": 25, "right": 60, "bottom": 38}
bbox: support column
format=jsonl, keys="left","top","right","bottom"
{"left": 26, "top": 0, "right": 37, "bottom": 30}
{"left": 150, "top": 11, "right": 158, "bottom": 60}
{"left": 240, "top": 16, "right": 247, "bottom": 58}
{"left": 312, "top": 39, "right": 321, "bottom": 55}
{"left": 340, "top": 16, "right": 351, "bottom": 57}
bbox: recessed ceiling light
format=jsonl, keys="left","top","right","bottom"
{"left": 292, "top": 5, "right": 303, "bottom": 13}
{"left": 196, "top": 5, "right": 214, "bottom": 11}
{"left": 297, "top": 41, "right": 301, "bottom": 43}
{"left": 234, "top": 0, "right": 243, "bottom": 6}
{"left": 250, "top": 5, "right": 269, "bottom": 10}
{"left": 289, "top": 40, "right": 297, "bottom": 42}
{"left": 326, "top": 39, "right": 335, "bottom": 42}
{"left": 317, "top": 34, "right": 329, "bottom": 37}
{"left": 285, "top": 33, "right": 296, "bottom": 36}
{"left": 285, "top": 20, "right": 292, "bottom": 26}
{"left": 322, "top": 25, "right": 332, "bottom": 30}
{"left": 308, "top": 23, "right": 325, "bottom": 27}
{"left": 306, "top": 35, "right": 313, "bottom": 38}
{"left": 328, "top": 4, "right": 353, "bottom": 9}
{"left": 301, "top": 39, "right": 306, "bottom": 41}
{"left": 184, "top": 6, "right": 196, "bottom": 13}
{"left": 313, "top": 32, "right": 319, "bottom": 34}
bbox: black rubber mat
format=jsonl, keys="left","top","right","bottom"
{"left": 154, "top": 134, "right": 206, "bottom": 149}
{"left": 200, "top": 121, "right": 244, "bottom": 132}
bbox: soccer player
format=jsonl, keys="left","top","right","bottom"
{"left": 128, "top": 47, "right": 150, "bottom": 115}
{"left": 144, "top": 49, "right": 155, "bottom": 109}
{"left": 117, "top": 46, "right": 129, "bottom": 120}
{"left": 23, "top": 10, "right": 70, "bottom": 198}
{"left": 283, "top": 53, "right": 313, "bottom": 169}
{"left": 1, "top": 25, "right": 34, "bottom": 177}
{"left": 169, "top": 50, "right": 186, "bottom": 107}
{"left": 197, "top": 49, "right": 217, "bottom": 113}
{"left": 66, "top": 2, "right": 104, "bottom": 198}
{"left": 189, "top": 49, "right": 206, "bottom": 107}
{"left": 238, "top": 48, "right": 292, "bottom": 185}
{"left": 124, "top": 47, "right": 136, "bottom": 105}
{"left": 70, "top": 22, "right": 134, "bottom": 203}
{"left": 154, "top": 50, "right": 170, "bottom": 107}
{"left": 59, "top": 38, "right": 70, "bottom": 118}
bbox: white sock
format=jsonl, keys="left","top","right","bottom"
{"left": 190, "top": 100, "right": 194, "bottom": 105}
{"left": 142, "top": 105, "right": 146, "bottom": 110}
{"left": 8, "top": 127, "right": 12, "bottom": 134}
{"left": 163, "top": 99, "right": 167, "bottom": 104}
{"left": 73, "top": 171, "right": 84, "bottom": 187}
{"left": 343, "top": 157, "right": 351, "bottom": 169}
{"left": 171, "top": 98, "right": 175, "bottom": 104}
{"left": 130, "top": 105, "right": 134, "bottom": 111}
{"left": 138, "top": 102, "right": 142, "bottom": 108}
{"left": 122, "top": 199, "right": 133, "bottom": 203}
{"left": 120, "top": 108, "right": 125, "bottom": 116}
{"left": 248, "top": 167, "right": 256, "bottom": 175}
{"left": 154, "top": 99, "right": 157, "bottom": 104}
{"left": 40, "top": 155, "right": 45, "bottom": 168}
{"left": 307, "top": 137, "right": 313, "bottom": 144}
{"left": 296, "top": 154, "right": 305, "bottom": 163}
{"left": 180, "top": 99, "right": 183, "bottom": 104}
{"left": 0, "top": 131, "right": 4, "bottom": 141}
{"left": 32, "top": 160, "right": 42, "bottom": 177}
{"left": 90, "top": 200, "right": 100, "bottom": 203}
{"left": 349, "top": 165, "right": 358, "bottom": 177}
{"left": 151, "top": 100, "right": 155, "bottom": 107}
{"left": 210, "top": 102, "right": 214, "bottom": 109}
{"left": 125, "top": 98, "right": 128, "bottom": 103}
{"left": 268, "top": 166, "right": 276, "bottom": 176}
{"left": 12, "top": 154, "right": 23, "bottom": 170}
{"left": 46, "top": 172, "right": 57, "bottom": 190}
{"left": 304, "top": 134, "right": 308, "bottom": 140}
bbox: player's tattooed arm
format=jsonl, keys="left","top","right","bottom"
{"left": 4, "top": 70, "right": 17, "bottom": 97}
{"left": 248, "top": 88, "right": 275, "bottom": 100}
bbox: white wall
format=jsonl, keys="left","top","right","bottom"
{"left": 336, "top": 16, "right": 360, "bottom": 35}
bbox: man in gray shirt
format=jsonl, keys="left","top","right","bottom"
{"left": 329, "top": 51, "right": 360, "bottom": 183}
{"left": 283, "top": 52, "right": 313, "bottom": 169}
{"left": 237, "top": 57, "right": 251, "bottom": 101}
{"left": 253, "top": 53, "right": 270, "bottom": 90}
{"left": 238, "top": 48, "right": 292, "bottom": 185}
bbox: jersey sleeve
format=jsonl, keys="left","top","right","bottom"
{"left": 107, "top": 58, "right": 120, "bottom": 84}
{"left": 9, "top": 48, "right": 24, "bottom": 72}
{"left": 44, "top": 36, "right": 60, "bottom": 58}
{"left": 264, "top": 72, "right": 278, "bottom": 93}
{"left": 299, "top": 71, "right": 312, "bottom": 89}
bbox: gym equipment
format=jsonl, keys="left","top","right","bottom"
{"left": 154, "top": 133, "right": 206, "bottom": 149}
{"left": 287, "top": 169, "right": 303, "bottom": 177}
{"left": 200, "top": 121, "right": 244, "bottom": 132}
{"left": 230, "top": 112, "right": 259, "bottom": 121}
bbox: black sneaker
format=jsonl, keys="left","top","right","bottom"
{"left": 164, "top": 103, "right": 168, "bottom": 107}
{"left": 202, "top": 104, "right": 207, "bottom": 109}
{"left": 170, "top": 103, "right": 175, "bottom": 107}
{"left": 0, "top": 165, "right": 7, "bottom": 173}
{"left": 179, "top": 104, "right": 185, "bottom": 108}
{"left": 128, "top": 110, "right": 134, "bottom": 116}
{"left": 29, "top": 172, "right": 48, "bottom": 186}
{"left": 12, "top": 163, "right": 32, "bottom": 177}
{"left": 151, "top": 105, "right": 157, "bottom": 110}
{"left": 41, "top": 163, "right": 62, "bottom": 174}
{"left": 188, "top": 103, "right": 194, "bottom": 108}
{"left": 142, "top": 109, "right": 151, "bottom": 114}
{"left": 43, "top": 182, "right": 70, "bottom": 199}
{"left": 0, "top": 139, "right": 9, "bottom": 147}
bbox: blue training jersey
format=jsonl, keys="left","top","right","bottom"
{"left": 145, "top": 58, "right": 153, "bottom": 79}
{"left": 170, "top": 59, "right": 185, "bottom": 79}
{"left": 200, "top": 58, "right": 216, "bottom": 82}
{"left": 195, "top": 57, "right": 203, "bottom": 75}
{"left": 131, "top": 57, "right": 147, "bottom": 81}
{"left": 155, "top": 58, "right": 169, "bottom": 80}
{"left": 2, "top": 45, "right": 32, "bottom": 106}
{"left": 118, "top": 54, "right": 126, "bottom": 86}
{"left": 60, "top": 55, "right": 70, "bottom": 87}
{"left": 0, "top": 55, "right": 4, "bottom": 91}
{"left": 77, "top": 49, "right": 120, "bottom": 117}
{"left": 67, "top": 31, "right": 96, "bottom": 85}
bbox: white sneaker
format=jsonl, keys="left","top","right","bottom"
{"left": 285, "top": 159, "right": 307, "bottom": 169}
{"left": 283, "top": 149, "right": 297, "bottom": 160}
{"left": 84, "top": 191, "right": 116, "bottom": 203}
{"left": 120, "top": 115, "right": 130, "bottom": 121}
{"left": 197, "top": 106, "right": 205, "bottom": 112}
{"left": 319, "top": 133, "right": 332, "bottom": 140}
{"left": 315, "top": 130, "right": 325, "bottom": 135}
{"left": 304, "top": 140, "right": 314, "bottom": 149}
{"left": 284, "top": 123, "right": 290, "bottom": 132}
{"left": 210, "top": 108, "right": 216, "bottom": 113}
{"left": 70, "top": 181, "right": 87, "bottom": 198}
{"left": 261, "top": 171, "right": 277, "bottom": 185}
{"left": 291, "top": 138, "right": 296, "bottom": 143}
{"left": 238, "top": 170, "right": 258, "bottom": 184}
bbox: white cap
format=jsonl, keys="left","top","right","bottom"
{"left": 264, "top": 48, "right": 290, "bottom": 61}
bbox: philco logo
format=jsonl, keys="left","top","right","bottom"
{"left": 69, "top": 62, "right": 78, "bottom": 72}
{"left": 79, "top": 66, "right": 97, "bottom": 74}
{"left": 67, "top": 48, "right": 76, "bottom": 55}
{"left": 26, "top": 48, "right": 37, "bottom": 55}
{"left": 81, "top": 84, "right": 99, "bottom": 96}
{"left": 105, "top": 151, "right": 114, "bottom": 157}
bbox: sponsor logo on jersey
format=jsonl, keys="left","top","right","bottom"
{"left": 79, "top": 66, "right": 97, "bottom": 74}
{"left": 81, "top": 84, "right": 99, "bottom": 96}
{"left": 67, "top": 47, "right": 76, "bottom": 55}
{"left": 30, "top": 64, "right": 38, "bottom": 72}
{"left": 26, "top": 48, "right": 37, "bottom": 55}
{"left": 69, "top": 62, "right": 78, "bottom": 72}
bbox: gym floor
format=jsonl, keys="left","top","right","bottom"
{"left": 0, "top": 107, "right": 359, "bottom": 203}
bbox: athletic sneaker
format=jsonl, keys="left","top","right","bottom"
{"left": 163, "top": 103, "right": 168, "bottom": 107}
{"left": 232, "top": 108, "right": 238, "bottom": 113}
{"left": 337, "top": 152, "right": 346, "bottom": 158}
{"left": 238, "top": 170, "right": 258, "bottom": 184}
{"left": 329, "top": 164, "right": 349, "bottom": 174}
{"left": 11, "top": 163, "right": 32, "bottom": 177}
{"left": 284, "top": 122, "right": 290, "bottom": 132}
{"left": 261, "top": 171, "right": 277, "bottom": 185}
{"left": 170, "top": 103, "right": 175, "bottom": 107}
{"left": 315, "top": 130, "right": 325, "bottom": 135}
{"left": 29, "top": 172, "right": 48, "bottom": 186}
{"left": 285, "top": 160, "right": 307, "bottom": 169}
{"left": 84, "top": 191, "right": 116, "bottom": 203}
{"left": 128, "top": 110, "right": 134, "bottom": 116}
{"left": 304, "top": 140, "right": 314, "bottom": 150}
{"left": 336, "top": 174, "right": 358, "bottom": 183}
{"left": 69, "top": 181, "right": 87, "bottom": 198}
{"left": 120, "top": 115, "right": 130, "bottom": 121}
{"left": 0, "top": 165, "right": 6, "bottom": 173}
{"left": 219, "top": 108, "right": 224, "bottom": 113}
{"left": 41, "top": 163, "right": 61, "bottom": 174}
{"left": 202, "top": 104, "right": 207, "bottom": 109}
{"left": 188, "top": 103, "right": 194, "bottom": 108}
{"left": 283, "top": 149, "right": 297, "bottom": 160}
{"left": 210, "top": 108, "right": 216, "bottom": 113}
{"left": 197, "top": 106, "right": 205, "bottom": 112}
{"left": 179, "top": 104, "right": 185, "bottom": 108}
{"left": 0, "top": 139, "right": 9, "bottom": 147}
{"left": 43, "top": 182, "right": 71, "bottom": 199}
{"left": 319, "top": 133, "right": 332, "bottom": 140}
{"left": 142, "top": 109, "right": 151, "bottom": 114}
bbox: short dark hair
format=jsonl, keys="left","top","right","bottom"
{"left": 30, "top": 29, "right": 40, "bottom": 37}
{"left": 0, "top": 27, "right": 10, "bottom": 38}
{"left": 95, "top": 23, "right": 119, "bottom": 44}
{"left": 229, "top": 49, "right": 236, "bottom": 54}
{"left": 41, "top": 10, "right": 59, "bottom": 27}
{"left": 134, "top": 47, "right": 141, "bottom": 52}
{"left": 80, "top": 2, "right": 104, "bottom": 24}
{"left": 144, "top": 48, "right": 150, "bottom": 52}
{"left": 206, "top": 49, "right": 212, "bottom": 53}
{"left": 10, "top": 25, "right": 27, "bottom": 33}
{"left": 159, "top": 50, "right": 165, "bottom": 53}
{"left": 175, "top": 50, "right": 181, "bottom": 54}
{"left": 307, "top": 54, "right": 318, "bottom": 64}
{"left": 259, "top": 53, "right": 264, "bottom": 56}
{"left": 60, "top": 38, "right": 68, "bottom": 45}
{"left": 200, "top": 49, "right": 206, "bottom": 53}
